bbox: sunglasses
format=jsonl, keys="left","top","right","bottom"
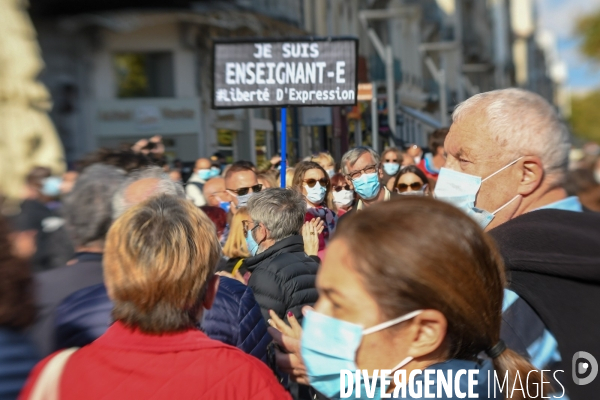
{"left": 333, "top": 184, "right": 351, "bottom": 192}
{"left": 227, "top": 184, "right": 262, "bottom": 196}
{"left": 304, "top": 178, "right": 328, "bottom": 188}
{"left": 396, "top": 182, "right": 425, "bottom": 192}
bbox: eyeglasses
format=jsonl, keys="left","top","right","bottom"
{"left": 396, "top": 182, "right": 426, "bottom": 192}
{"left": 346, "top": 164, "right": 379, "bottom": 180}
{"left": 333, "top": 184, "right": 351, "bottom": 192}
{"left": 303, "top": 178, "right": 328, "bottom": 188}
{"left": 384, "top": 159, "right": 399, "bottom": 163}
{"left": 242, "top": 220, "right": 259, "bottom": 236}
{"left": 226, "top": 184, "right": 262, "bottom": 196}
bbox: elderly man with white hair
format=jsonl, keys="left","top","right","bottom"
{"left": 434, "top": 88, "right": 600, "bottom": 399}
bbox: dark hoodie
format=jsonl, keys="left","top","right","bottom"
{"left": 489, "top": 209, "right": 600, "bottom": 399}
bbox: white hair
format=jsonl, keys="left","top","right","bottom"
{"left": 452, "top": 88, "right": 570, "bottom": 186}
{"left": 112, "top": 166, "right": 185, "bottom": 219}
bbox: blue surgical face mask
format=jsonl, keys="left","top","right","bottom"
{"left": 352, "top": 172, "right": 381, "bottom": 200}
{"left": 301, "top": 309, "right": 422, "bottom": 400}
{"left": 218, "top": 201, "right": 231, "bottom": 213}
{"left": 245, "top": 227, "right": 260, "bottom": 256}
{"left": 305, "top": 182, "right": 327, "bottom": 205}
{"left": 211, "top": 167, "right": 221, "bottom": 178}
{"left": 41, "top": 177, "right": 62, "bottom": 197}
{"left": 197, "top": 169, "right": 213, "bottom": 180}
{"left": 434, "top": 157, "right": 522, "bottom": 229}
{"left": 327, "top": 169, "right": 336, "bottom": 178}
{"left": 383, "top": 163, "right": 400, "bottom": 176}
{"left": 236, "top": 192, "right": 253, "bottom": 208}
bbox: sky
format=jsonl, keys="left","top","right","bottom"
{"left": 537, "top": 0, "right": 600, "bottom": 92}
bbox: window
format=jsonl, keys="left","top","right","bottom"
{"left": 114, "top": 52, "right": 174, "bottom": 98}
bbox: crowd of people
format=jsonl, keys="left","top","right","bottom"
{"left": 1, "top": 88, "right": 600, "bottom": 399}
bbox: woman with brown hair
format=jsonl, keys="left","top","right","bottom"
{"left": 269, "top": 197, "right": 545, "bottom": 399}
{"left": 20, "top": 195, "right": 290, "bottom": 400}
{"left": 0, "top": 216, "right": 39, "bottom": 399}
{"left": 291, "top": 161, "right": 337, "bottom": 259}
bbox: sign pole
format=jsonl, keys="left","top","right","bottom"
{"left": 280, "top": 107, "right": 287, "bottom": 188}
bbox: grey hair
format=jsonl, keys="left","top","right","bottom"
{"left": 112, "top": 166, "right": 185, "bottom": 219}
{"left": 341, "top": 146, "right": 380, "bottom": 175}
{"left": 247, "top": 188, "right": 306, "bottom": 242}
{"left": 453, "top": 88, "right": 571, "bottom": 186}
{"left": 62, "top": 164, "right": 126, "bottom": 248}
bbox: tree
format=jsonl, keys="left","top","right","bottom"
{"left": 569, "top": 91, "right": 600, "bottom": 143}
{"left": 576, "top": 10, "right": 600, "bottom": 62}
{"left": 570, "top": 12, "right": 600, "bottom": 144}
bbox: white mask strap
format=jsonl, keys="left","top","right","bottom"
{"left": 492, "top": 194, "right": 521, "bottom": 215}
{"left": 363, "top": 310, "right": 422, "bottom": 335}
{"left": 482, "top": 157, "right": 523, "bottom": 183}
{"left": 390, "top": 356, "right": 413, "bottom": 374}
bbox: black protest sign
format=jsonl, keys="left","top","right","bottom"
{"left": 212, "top": 38, "right": 358, "bottom": 108}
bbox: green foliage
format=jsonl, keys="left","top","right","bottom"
{"left": 569, "top": 90, "right": 600, "bottom": 143}
{"left": 576, "top": 11, "right": 600, "bottom": 62}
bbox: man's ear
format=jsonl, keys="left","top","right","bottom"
{"left": 402, "top": 310, "right": 447, "bottom": 360}
{"left": 517, "top": 156, "right": 544, "bottom": 196}
{"left": 202, "top": 275, "right": 220, "bottom": 310}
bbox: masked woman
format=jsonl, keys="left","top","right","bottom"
{"left": 292, "top": 162, "right": 337, "bottom": 259}
{"left": 268, "top": 197, "right": 545, "bottom": 400}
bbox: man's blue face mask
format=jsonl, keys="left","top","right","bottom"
{"left": 434, "top": 157, "right": 522, "bottom": 229}
{"left": 352, "top": 172, "right": 381, "bottom": 200}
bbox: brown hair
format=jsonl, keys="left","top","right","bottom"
{"left": 0, "top": 217, "right": 34, "bottom": 328}
{"left": 335, "top": 197, "right": 544, "bottom": 399}
{"left": 292, "top": 161, "right": 332, "bottom": 208}
{"left": 223, "top": 207, "right": 251, "bottom": 259}
{"left": 428, "top": 128, "right": 450, "bottom": 155}
{"left": 392, "top": 165, "right": 429, "bottom": 191}
{"left": 104, "top": 194, "right": 221, "bottom": 334}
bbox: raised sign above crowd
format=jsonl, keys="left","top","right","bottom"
{"left": 212, "top": 38, "right": 358, "bottom": 108}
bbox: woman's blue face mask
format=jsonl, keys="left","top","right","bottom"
{"left": 301, "top": 309, "right": 422, "bottom": 400}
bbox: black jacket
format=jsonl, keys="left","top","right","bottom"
{"left": 489, "top": 209, "right": 600, "bottom": 400}
{"left": 246, "top": 235, "right": 319, "bottom": 324}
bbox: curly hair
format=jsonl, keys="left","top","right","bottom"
{"left": 0, "top": 217, "right": 35, "bottom": 329}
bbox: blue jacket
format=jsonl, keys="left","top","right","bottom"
{"left": 202, "top": 276, "right": 272, "bottom": 362}
{"left": 0, "top": 328, "right": 39, "bottom": 400}
{"left": 54, "top": 276, "right": 271, "bottom": 363}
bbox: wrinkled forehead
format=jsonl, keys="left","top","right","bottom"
{"left": 446, "top": 109, "right": 498, "bottom": 162}
{"left": 348, "top": 152, "right": 376, "bottom": 172}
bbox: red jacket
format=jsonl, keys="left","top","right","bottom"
{"left": 20, "top": 321, "right": 290, "bottom": 400}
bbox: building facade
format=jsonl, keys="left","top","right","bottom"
{"left": 30, "top": 0, "right": 565, "bottom": 165}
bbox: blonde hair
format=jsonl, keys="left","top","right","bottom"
{"left": 223, "top": 207, "right": 250, "bottom": 259}
{"left": 257, "top": 172, "right": 278, "bottom": 189}
{"left": 311, "top": 152, "right": 335, "bottom": 170}
{"left": 285, "top": 168, "right": 295, "bottom": 189}
{"left": 104, "top": 195, "right": 221, "bottom": 333}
